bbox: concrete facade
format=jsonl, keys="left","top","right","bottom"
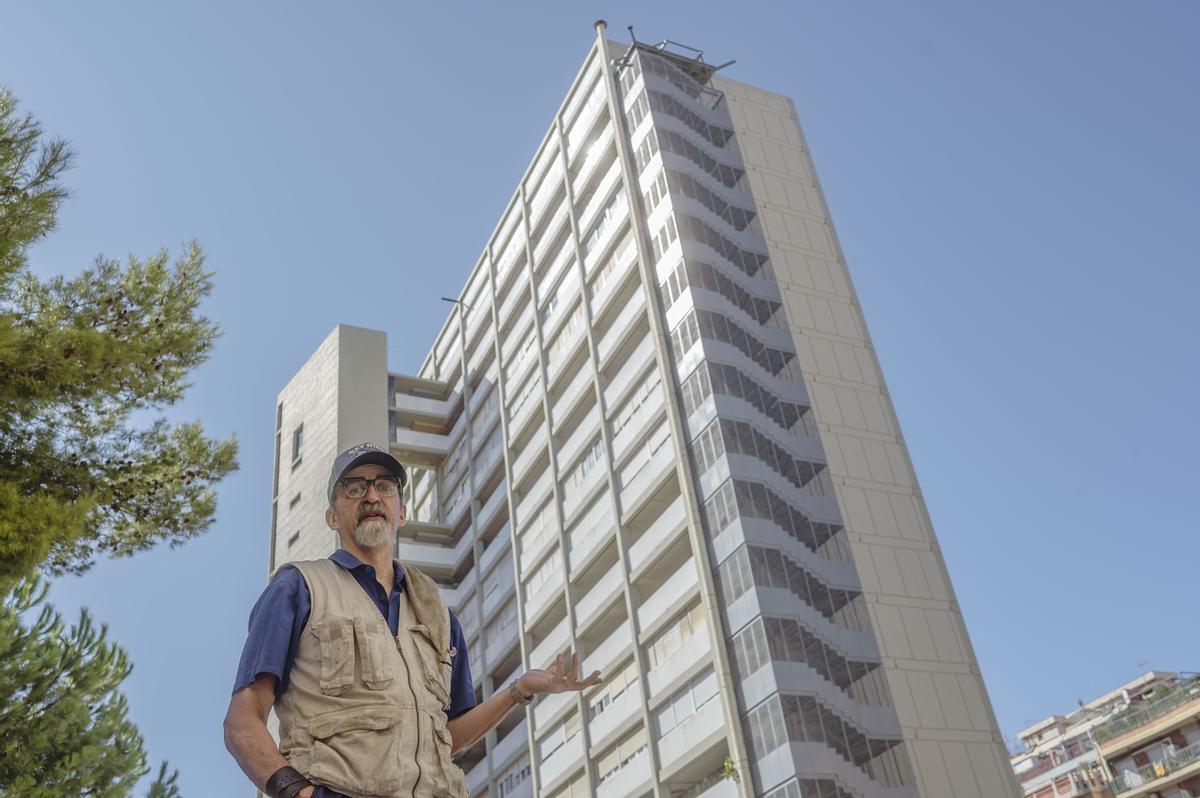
{"left": 269, "top": 30, "right": 1018, "bottom": 798}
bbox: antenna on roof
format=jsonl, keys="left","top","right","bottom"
{"left": 614, "top": 24, "right": 637, "bottom": 71}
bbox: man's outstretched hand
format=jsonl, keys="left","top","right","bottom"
{"left": 517, "top": 651, "right": 603, "bottom": 697}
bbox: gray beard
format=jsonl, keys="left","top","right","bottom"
{"left": 354, "top": 517, "right": 393, "bottom": 549}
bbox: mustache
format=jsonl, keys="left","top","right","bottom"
{"left": 357, "top": 502, "right": 387, "bottom": 520}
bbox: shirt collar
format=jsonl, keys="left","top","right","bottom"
{"left": 330, "top": 549, "right": 406, "bottom": 591}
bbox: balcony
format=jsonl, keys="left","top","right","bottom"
{"left": 478, "top": 523, "right": 510, "bottom": 576}
{"left": 646, "top": 627, "right": 710, "bottom": 701}
{"left": 532, "top": 206, "right": 570, "bottom": 269}
{"left": 596, "top": 289, "right": 646, "bottom": 365}
{"left": 619, "top": 433, "right": 675, "bottom": 521}
{"left": 574, "top": 563, "right": 623, "bottom": 634}
{"left": 695, "top": 778, "right": 739, "bottom": 798}
{"left": 538, "top": 733, "right": 584, "bottom": 793}
{"left": 481, "top": 569, "right": 515, "bottom": 618}
{"left": 484, "top": 622, "right": 519, "bottom": 670}
{"left": 577, "top": 161, "right": 622, "bottom": 237}
{"left": 477, "top": 486, "right": 508, "bottom": 538}
{"left": 589, "top": 240, "right": 638, "bottom": 320}
{"left": 596, "top": 750, "right": 652, "bottom": 798}
{"left": 466, "top": 756, "right": 488, "bottom": 795}
{"left": 524, "top": 567, "right": 563, "bottom": 629}
{"left": 628, "top": 496, "right": 687, "bottom": 579}
{"left": 550, "top": 364, "right": 594, "bottom": 431}
{"left": 392, "top": 391, "right": 453, "bottom": 425}
{"left": 527, "top": 161, "right": 564, "bottom": 231}
{"left": 584, "top": 203, "right": 630, "bottom": 276}
{"left": 394, "top": 539, "right": 457, "bottom": 573}
{"left": 556, "top": 407, "right": 601, "bottom": 473}
{"left": 658, "top": 698, "right": 725, "bottom": 780}
{"left": 508, "top": 376, "right": 543, "bottom": 441}
{"left": 533, "top": 690, "right": 574, "bottom": 737}
{"left": 636, "top": 558, "right": 698, "bottom": 639}
{"left": 561, "top": 461, "right": 606, "bottom": 524}
{"left": 515, "top": 470, "right": 554, "bottom": 532}
{"left": 392, "top": 427, "right": 450, "bottom": 460}
{"left": 511, "top": 425, "right": 548, "bottom": 485}
{"left": 589, "top": 687, "right": 641, "bottom": 753}
{"left": 571, "top": 125, "right": 615, "bottom": 197}
{"left": 546, "top": 323, "right": 587, "bottom": 386}
{"left": 1113, "top": 741, "right": 1200, "bottom": 797}
{"left": 602, "top": 336, "right": 654, "bottom": 410}
{"left": 586, "top": 621, "right": 633, "bottom": 683}
{"left": 491, "top": 718, "right": 528, "bottom": 772}
{"left": 541, "top": 272, "right": 580, "bottom": 343}
{"left": 498, "top": 271, "right": 531, "bottom": 330}
{"left": 1096, "top": 678, "right": 1200, "bottom": 751}
{"left": 611, "top": 382, "right": 666, "bottom": 464}
{"left": 566, "top": 83, "right": 606, "bottom": 162}
{"left": 567, "top": 497, "right": 616, "bottom": 574}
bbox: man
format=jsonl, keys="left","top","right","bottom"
{"left": 225, "top": 443, "right": 603, "bottom": 798}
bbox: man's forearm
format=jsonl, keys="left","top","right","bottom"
{"left": 224, "top": 713, "right": 291, "bottom": 788}
{"left": 446, "top": 683, "right": 522, "bottom": 754}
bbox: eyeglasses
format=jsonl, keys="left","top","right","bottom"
{"left": 339, "top": 476, "right": 402, "bottom": 499}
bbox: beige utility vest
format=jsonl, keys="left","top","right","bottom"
{"left": 275, "top": 559, "right": 468, "bottom": 798}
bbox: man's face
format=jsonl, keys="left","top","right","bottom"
{"left": 325, "top": 464, "right": 407, "bottom": 550}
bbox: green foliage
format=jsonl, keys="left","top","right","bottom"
{"left": 0, "top": 87, "right": 238, "bottom": 579}
{"left": 0, "top": 575, "right": 179, "bottom": 797}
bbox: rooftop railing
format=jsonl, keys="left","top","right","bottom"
{"left": 1094, "top": 677, "right": 1200, "bottom": 743}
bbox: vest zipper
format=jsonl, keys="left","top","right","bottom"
{"left": 398, "top": 632, "right": 423, "bottom": 798}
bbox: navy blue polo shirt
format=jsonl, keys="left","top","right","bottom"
{"left": 233, "top": 549, "right": 475, "bottom": 721}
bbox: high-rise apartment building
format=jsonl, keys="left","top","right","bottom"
{"left": 269, "top": 24, "right": 1020, "bottom": 798}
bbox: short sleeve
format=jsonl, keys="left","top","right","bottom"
{"left": 232, "top": 566, "right": 311, "bottom": 699}
{"left": 445, "top": 610, "right": 476, "bottom": 720}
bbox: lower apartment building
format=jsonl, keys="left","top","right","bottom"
{"left": 1095, "top": 675, "right": 1200, "bottom": 798}
{"left": 1011, "top": 672, "right": 1182, "bottom": 798}
{"left": 268, "top": 25, "right": 1020, "bottom": 798}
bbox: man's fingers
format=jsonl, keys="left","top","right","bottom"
{"left": 571, "top": 652, "right": 581, "bottom": 680}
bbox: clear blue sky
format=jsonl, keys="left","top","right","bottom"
{"left": 4, "top": 1, "right": 1198, "bottom": 794}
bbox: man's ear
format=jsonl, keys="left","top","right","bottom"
{"left": 325, "top": 505, "right": 338, "bottom": 530}
{"left": 397, "top": 501, "right": 408, "bottom": 527}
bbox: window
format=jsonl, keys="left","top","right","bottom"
{"left": 655, "top": 666, "right": 718, "bottom": 736}
{"left": 538, "top": 713, "right": 581, "bottom": 761}
{"left": 589, "top": 659, "right": 638, "bottom": 720}
{"left": 291, "top": 424, "right": 304, "bottom": 466}
{"left": 645, "top": 601, "right": 707, "bottom": 669}
{"left": 287, "top": 531, "right": 300, "bottom": 548}
{"left": 288, "top": 493, "right": 301, "bottom": 510}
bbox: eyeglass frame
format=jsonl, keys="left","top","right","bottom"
{"left": 337, "top": 475, "right": 405, "bottom": 500}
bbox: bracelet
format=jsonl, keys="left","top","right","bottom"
{"left": 509, "top": 680, "right": 534, "bottom": 705}
{"left": 265, "top": 765, "right": 313, "bottom": 798}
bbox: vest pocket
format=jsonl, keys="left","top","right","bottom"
{"left": 430, "top": 718, "right": 469, "bottom": 798}
{"left": 353, "top": 617, "right": 394, "bottom": 690}
{"left": 307, "top": 705, "right": 403, "bottom": 797}
{"left": 408, "top": 624, "right": 452, "bottom": 709}
{"left": 314, "top": 619, "right": 354, "bottom": 695}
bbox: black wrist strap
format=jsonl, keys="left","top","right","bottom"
{"left": 265, "top": 766, "right": 312, "bottom": 798}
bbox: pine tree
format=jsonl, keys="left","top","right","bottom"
{"left": 0, "top": 87, "right": 238, "bottom": 580}
{"left": 0, "top": 576, "right": 181, "bottom": 797}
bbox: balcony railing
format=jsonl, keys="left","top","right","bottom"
{"left": 1094, "top": 678, "right": 1200, "bottom": 743}
{"left": 1114, "top": 740, "right": 1200, "bottom": 794}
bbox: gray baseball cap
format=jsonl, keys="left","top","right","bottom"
{"left": 327, "top": 442, "right": 408, "bottom": 503}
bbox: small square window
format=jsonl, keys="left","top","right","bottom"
{"left": 287, "top": 531, "right": 300, "bottom": 548}
{"left": 289, "top": 493, "right": 301, "bottom": 510}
